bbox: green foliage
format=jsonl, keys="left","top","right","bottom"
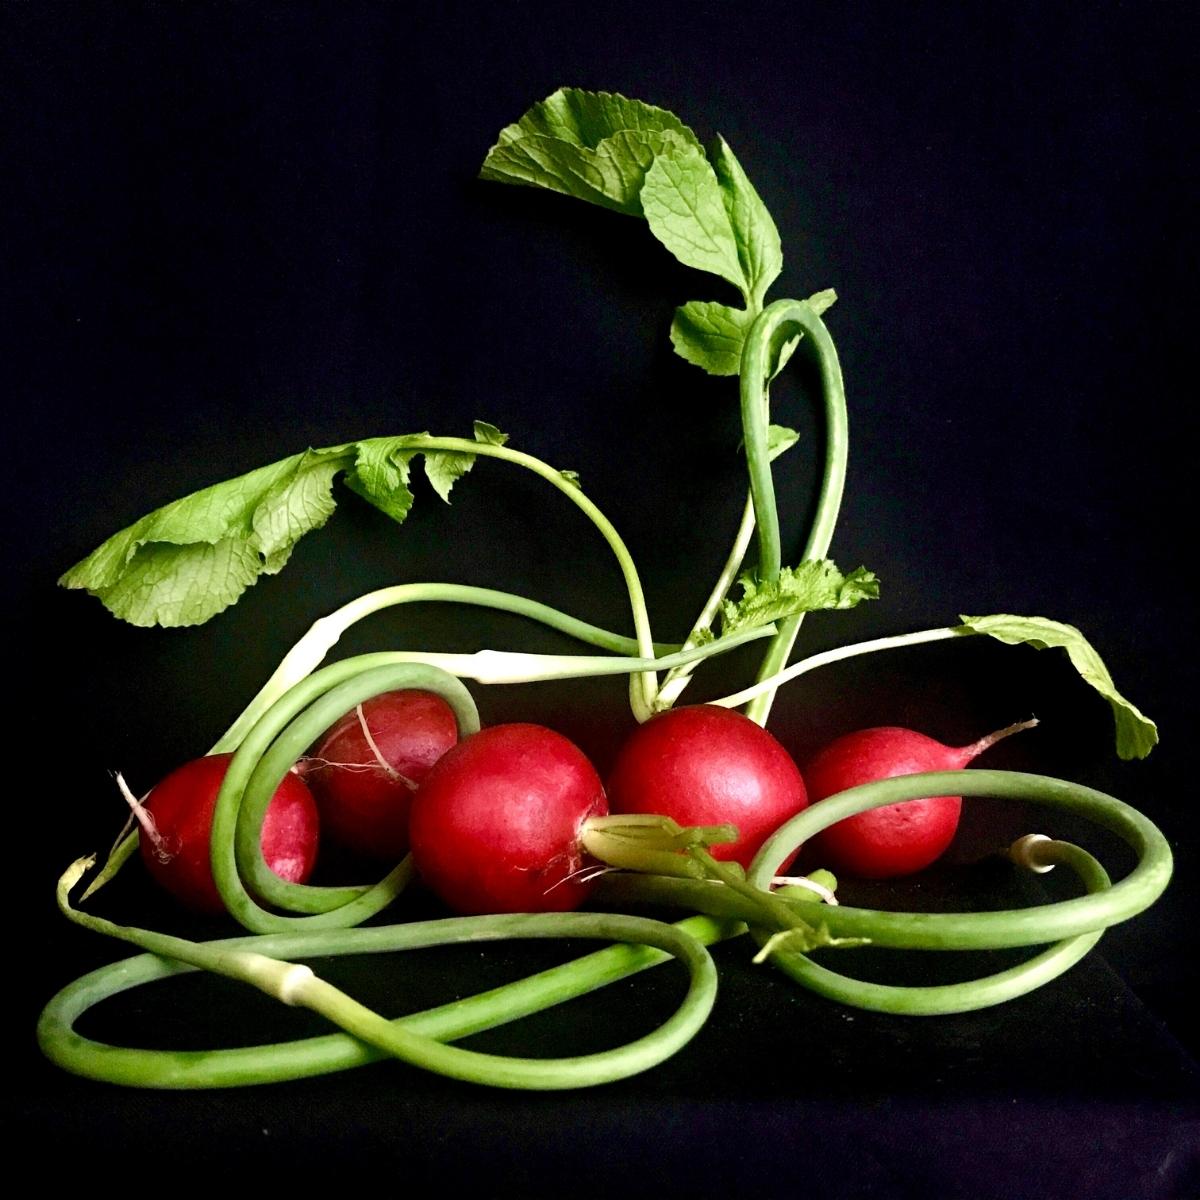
{"left": 721, "top": 561, "right": 880, "bottom": 634}
{"left": 958, "top": 614, "right": 1159, "bottom": 760}
{"left": 60, "top": 425, "right": 507, "bottom": 627}
{"left": 481, "top": 87, "right": 833, "bottom": 381}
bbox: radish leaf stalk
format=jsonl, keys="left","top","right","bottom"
{"left": 711, "top": 616, "right": 1156, "bottom": 760}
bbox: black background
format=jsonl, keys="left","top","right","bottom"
{"left": 5, "top": 2, "right": 1199, "bottom": 1194}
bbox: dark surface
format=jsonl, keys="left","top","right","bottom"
{"left": 5, "top": 2, "right": 1199, "bottom": 1194}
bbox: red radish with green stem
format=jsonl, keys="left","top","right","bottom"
{"left": 409, "top": 723, "right": 609, "bottom": 915}
{"left": 129, "top": 754, "right": 320, "bottom": 913}
{"left": 604, "top": 705, "right": 809, "bottom": 871}
{"left": 304, "top": 689, "right": 459, "bottom": 860}
{"left": 804, "top": 720, "right": 1038, "bottom": 879}
{"left": 409, "top": 721, "right": 741, "bottom": 915}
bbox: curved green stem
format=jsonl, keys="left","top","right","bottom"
{"left": 597, "top": 769, "right": 1172, "bottom": 1015}
{"left": 212, "top": 663, "right": 478, "bottom": 931}
{"left": 407, "top": 438, "right": 660, "bottom": 719}
{"left": 194, "top": 631, "right": 774, "bottom": 931}
{"left": 43, "top": 865, "right": 732, "bottom": 1090}
{"left": 216, "top": 582, "right": 677, "bottom": 755}
{"left": 739, "top": 300, "right": 848, "bottom": 726}
{"left": 655, "top": 493, "right": 758, "bottom": 710}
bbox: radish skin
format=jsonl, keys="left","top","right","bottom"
{"left": 805, "top": 721, "right": 1037, "bottom": 878}
{"left": 606, "top": 706, "right": 809, "bottom": 870}
{"left": 305, "top": 689, "right": 459, "bottom": 860}
{"left": 409, "top": 724, "right": 608, "bottom": 915}
{"left": 139, "top": 754, "right": 320, "bottom": 913}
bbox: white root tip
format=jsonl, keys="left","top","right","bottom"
{"left": 965, "top": 717, "right": 1040, "bottom": 760}
{"left": 1009, "top": 833, "right": 1057, "bottom": 874}
{"left": 112, "top": 770, "right": 175, "bottom": 863}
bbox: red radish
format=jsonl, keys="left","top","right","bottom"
{"left": 305, "top": 689, "right": 459, "bottom": 859}
{"left": 408, "top": 723, "right": 607, "bottom": 915}
{"left": 605, "top": 705, "right": 808, "bottom": 870}
{"left": 136, "top": 753, "right": 319, "bottom": 913}
{"left": 804, "top": 720, "right": 1037, "bottom": 879}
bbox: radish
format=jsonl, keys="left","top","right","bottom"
{"left": 305, "top": 689, "right": 459, "bottom": 860}
{"left": 136, "top": 753, "right": 320, "bottom": 913}
{"left": 605, "top": 705, "right": 808, "bottom": 870}
{"left": 804, "top": 720, "right": 1037, "bottom": 879}
{"left": 408, "top": 723, "right": 607, "bottom": 915}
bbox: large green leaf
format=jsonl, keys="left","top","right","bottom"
{"left": 958, "top": 614, "right": 1158, "bottom": 760}
{"left": 60, "top": 427, "right": 506, "bottom": 627}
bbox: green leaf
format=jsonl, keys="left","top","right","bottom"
{"left": 59, "top": 428, "right": 501, "bottom": 628}
{"left": 480, "top": 129, "right": 696, "bottom": 215}
{"left": 344, "top": 438, "right": 419, "bottom": 521}
{"left": 491, "top": 87, "right": 701, "bottom": 152}
{"left": 711, "top": 136, "right": 782, "bottom": 305}
{"left": 807, "top": 287, "right": 838, "bottom": 317}
{"left": 641, "top": 149, "right": 748, "bottom": 293}
{"left": 480, "top": 88, "right": 701, "bottom": 216}
{"left": 673, "top": 288, "right": 838, "bottom": 379}
{"left": 769, "top": 288, "right": 839, "bottom": 379}
{"left": 472, "top": 420, "right": 509, "bottom": 446}
{"left": 766, "top": 425, "right": 799, "bottom": 461}
{"left": 424, "top": 421, "right": 511, "bottom": 503}
{"left": 736, "top": 424, "right": 799, "bottom": 464}
{"left": 670, "top": 300, "right": 753, "bottom": 375}
{"left": 721, "top": 561, "right": 879, "bottom": 634}
{"left": 423, "top": 452, "right": 470, "bottom": 505}
{"left": 58, "top": 448, "right": 356, "bottom": 627}
{"left": 559, "top": 469, "right": 583, "bottom": 490}
{"left": 957, "top": 614, "right": 1158, "bottom": 760}
{"left": 752, "top": 923, "right": 868, "bottom": 962}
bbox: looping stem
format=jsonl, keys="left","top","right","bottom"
{"left": 44, "top": 860, "right": 733, "bottom": 1091}
{"left": 739, "top": 299, "right": 849, "bottom": 726}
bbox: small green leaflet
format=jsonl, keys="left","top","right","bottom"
{"left": 733, "top": 424, "right": 799, "bottom": 464}
{"left": 671, "top": 288, "right": 837, "bottom": 378}
{"left": 60, "top": 424, "right": 508, "bottom": 628}
{"left": 641, "top": 149, "right": 749, "bottom": 293}
{"left": 767, "top": 424, "right": 799, "bottom": 461}
{"left": 721, "top": 561, "right": 880, "bottom": 634}
{"left": 957, "top": 614, "right": 1158, "bottom": 760}
{"left": 768, "top": 287, "right": 838, "bottom": 380}
{"left": 343, "top": 438, "right": 419, "bottom": 521}
{"left": 424, "top": 420, "right": 510, "bottom": 503}
{"left": 711, "top": 136, "right": 782, "bottom": 305}
{"left": 669, "top": 300, "right": 754, "bottom": 375}
{"left": 752, "top": 924, "right": 869, "bottom": 963}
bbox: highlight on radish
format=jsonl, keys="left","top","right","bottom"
{"left": 132, "top": 753, "right": 320, "bottom": 913}
{"left": 303, "top": 689, "right": 459, "bottom": 860}
{"left": 803, "top": 720, "right": 1038, "bottom": 879}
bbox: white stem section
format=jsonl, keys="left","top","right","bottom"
{"left": 213, "top": 610, "right": 353, "bottom": 753}
{"left": 710, "top": 625, "right": 967, "bottom": 710}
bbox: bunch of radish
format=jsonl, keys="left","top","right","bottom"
{"left": 41, "top": 86, "right": 1168, "bottom": 1095}
{"left": 132, "top": 678, "right": 1037, "bottom": 919}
